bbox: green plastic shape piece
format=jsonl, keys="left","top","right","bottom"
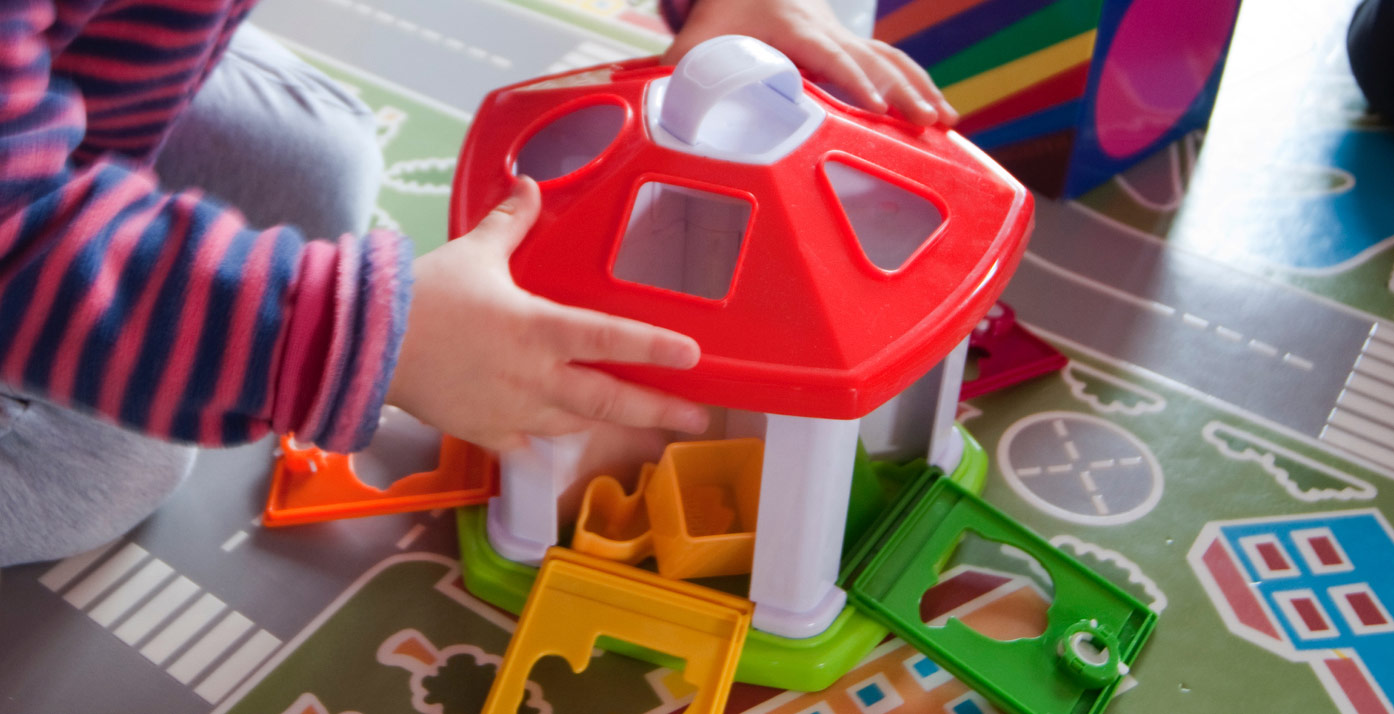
{"left": 843, "top": 477, "right": 1157, "bottom": 714}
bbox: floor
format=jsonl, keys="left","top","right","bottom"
{"left": 1, "top": 0, "right": 1392, "bottom": 713}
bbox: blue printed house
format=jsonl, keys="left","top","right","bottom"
{"left": 1189, "top": 509, "right": 1394, "bottom": 714}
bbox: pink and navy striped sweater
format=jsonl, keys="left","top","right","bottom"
{"left": 0, "top": 0, "right": 412, "bottom": 452}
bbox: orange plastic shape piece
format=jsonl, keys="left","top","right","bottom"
{"left": 646, "top": 438, "right": 763, "bottom": 580}
{"left": 262, "top": 435, "right": 498, "bottom": 527}
{"left": 571, "top": 463, "right": 656, "bottom": 565}
{"left": 481, "top": 548, "right": 752, "bottom": 714}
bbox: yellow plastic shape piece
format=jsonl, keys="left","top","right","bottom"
{"left": 571, "top": 463, "right": 657, "bottom": 565}
{"left": 482, "top": 548, "right": 753, "bottom": 714}
{"left": 645, "top": 438, "right": 763, "bottom": 579}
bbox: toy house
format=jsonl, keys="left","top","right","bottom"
{"left": 450, "top": 35, "right": 1033, "bottom": 640}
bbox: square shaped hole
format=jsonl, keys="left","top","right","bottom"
{"left": 611, "top": 182, "right": 752, "bottom": 300}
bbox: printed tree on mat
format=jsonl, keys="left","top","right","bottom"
{"left": 422, "top": 651, "right": 543, "bottom": 714}
{"left": 377, "top": 628, "right": 550, "bottom": 714}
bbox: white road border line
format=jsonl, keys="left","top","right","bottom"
{"left": 1023, "top": 320, "right": 1394, "bottom": 480}
{"left": 262, "top": 32, "right": 474, "bottom": 122}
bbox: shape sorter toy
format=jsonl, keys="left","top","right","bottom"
{"left": 449, "top": 34, "right": 1034, "bottom": 644}
{"left": 875, "top": 0, "right": 1244, "bottom": 197}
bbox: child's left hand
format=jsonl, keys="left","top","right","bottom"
{"left": 661, "top": 0, "right": 958, "bottom": 127}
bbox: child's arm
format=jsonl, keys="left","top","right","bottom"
{"left": 660, "top": 0, "right": 957, "bottom": 127}
{"left": 1, "top": 5, "right": 705, "bottom": 455}
{"left": 0, "top": 2, "right": 406, "bottom": 453}
{"left": 387, "top": 177, "right": 709, "bottom": 453}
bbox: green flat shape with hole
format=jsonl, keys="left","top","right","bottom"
{"left": 844, "top": 476, "right": 1157, "bottom": 714}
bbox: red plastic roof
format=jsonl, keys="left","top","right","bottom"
{"left": 451, "top": 59, "right": 1033, "bottom": 419}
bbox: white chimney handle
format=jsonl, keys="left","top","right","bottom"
{"left": 659, "top": 35, "right": 803, "bottom": 146}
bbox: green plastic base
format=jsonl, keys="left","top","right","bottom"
{"left": 455, "top": 425, "right": 989, "bottom": 692}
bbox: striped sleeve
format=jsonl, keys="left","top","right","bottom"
{"left": 0, "top": 1, "right": 412, "bottom": 452}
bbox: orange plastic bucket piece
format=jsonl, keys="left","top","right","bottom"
{"left": 645, "top": 438, "right": 763, "bottom": 579}
{"left": 263, "top": 435, "right": 498, "bottom": 526}
{"left": 571, "top": 463, "right": 656, "bottom": 565}
{"left": 482, "top": 548, "right": 752, "bottom": 714}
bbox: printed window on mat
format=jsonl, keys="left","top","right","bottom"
{"left": 1330, "top": 583, "right": 1394, "bottom": 635}
{"left": 1239, "top": 534, "right": 1300, "bottom": 580}
{"left": 792, "top": 703, "right": 835, "bottom": 714}
{"left": 944, "top": 691, "right": 993, "bottom": 714}
{"left": 611, "top": 182, "right": 752, "bottom": 301}
{"left": 845, "top": 672, "right": 904, "bottom": 714}
{"left": 903, "top": 652, "right": 952, "bottom": 692}
{"left": 822, "top": 159, "right": 945, "bottom": 272}
{"left": 1293, "top": 527, "right": 1354, "bottom": 574}
{"left": 1274, "top": 589, "right": 1341, "bottom": 640}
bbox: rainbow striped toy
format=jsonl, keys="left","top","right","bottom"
{"left": 877, "top": 0, "right": 1243, "bottom": 197}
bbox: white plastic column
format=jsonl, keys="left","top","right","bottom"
{"left": 929, "top": 338, "right": 969, "bottom": 471}
{"left": 859, "top": 366, "right": 943, "bottom": 463}
{"left": 858, "top": 336, "right": 969, "bottom": 470}
{"left": 749, "top": 414, "right": 861, "bottom": 638}
{"left": 487, "top": 432, "right": 589, "bottom": 566}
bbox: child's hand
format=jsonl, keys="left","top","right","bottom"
{"left": 661, "top": 0, "right": 958, "bottom": 127}
{"left": 386, "top": 177, "right": 710, "bottom": 452}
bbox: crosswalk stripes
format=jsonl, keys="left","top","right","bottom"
{"left": 1323, "top": 323, "right": 1394, "bottom": 468}
{"left": 114, "top": 576, "right": 200, "bottom": 645}
{"left": 62, "top": 542, "right": 147, "bottom": 609}
{"left": 89, "top": 558, "right": 174, "bottom": 627}
{"left": 39, "top": 542, "right": 282, "bottom": 705}
{"left": 141, "top": 592, "right": 227, "bottom": 666}
{"left": 196, "top": 630, "right": 282, "bottom": 703}
{"left": 167, "top": 611, "right": 254, "bottom": 684}
{"left": 37, "top": 540, "right": 118, "bottom": 591}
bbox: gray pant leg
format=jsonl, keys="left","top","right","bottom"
{"left": 0, "top": 394, "right": 196, "bottom": 566}
{"left": 0, "top": 25, "right": 384, "bottom": 566}
{"left": 156, "top": 23, "right": 384, "bottom": 237}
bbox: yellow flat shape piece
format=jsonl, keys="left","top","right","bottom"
{"left": 482, "top": 548, "right": 753, "bottom": 714}
{"left": 942, "top": 30, "right": 1098, "bottom": 116}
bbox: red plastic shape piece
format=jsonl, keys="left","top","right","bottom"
{"left": 960, "top": 301, "right": 1067, "bottom": 400}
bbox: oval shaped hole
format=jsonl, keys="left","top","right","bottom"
{"left": 513, "top": 103, "right": 625, "bottom": 182}
{"left": 611, "top": 181, "right": 752, "bottom": 300}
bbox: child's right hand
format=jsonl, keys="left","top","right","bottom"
{"left": 385, "top": 177, "right": 711, "bottom": 452}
